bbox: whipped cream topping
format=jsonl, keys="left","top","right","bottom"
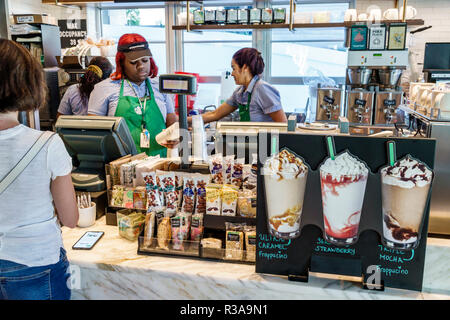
{"left": 381, "top": 156, "right": 433, "bottom": 188}
{"left": 320, "top": 151, "right": 369, "bottom": 180}
{"left": 264, "top": 148, "right": 308, "bottom": 179}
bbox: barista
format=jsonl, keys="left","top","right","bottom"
{"left": 88, "top": 33, "right": 178, "bottom": 157}
{"left": 57, "top": 56, "right": 113, "bottom": 117}
{"left": 191, "top": 48, "right": 287, "bottom": 123}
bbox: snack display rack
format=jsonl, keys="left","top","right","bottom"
{"left": 104, "top": 154, "right": 257, "bottom": 265}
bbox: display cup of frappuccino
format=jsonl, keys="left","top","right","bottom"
{"left": 319, "top": 151, "right": 369, "bottom": 245}
{"left": 263, "top": 148, "right": 309, "bottom": 239}
{"left": 380, "top": 156, "right": 433, "bottom": 249}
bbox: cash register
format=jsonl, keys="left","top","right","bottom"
{"left": 55, "top": 115, "right": 137, "bottom": 192}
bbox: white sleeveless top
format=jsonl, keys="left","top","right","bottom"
{"left": 0, "top": 125, "right": 72, "bottom": 267}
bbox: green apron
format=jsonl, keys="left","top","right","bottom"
{"left": 238, "top": 92, "right": 251, "bottom": 122}
{"left": 115, "top": 78, "right": 167, "bottom": 157}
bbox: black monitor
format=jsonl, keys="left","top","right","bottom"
{"left": 55, "top": 115, "right": 137, "bottom": 191}
{"left": 423, "top": 42, "right": 450, "bottom": 70}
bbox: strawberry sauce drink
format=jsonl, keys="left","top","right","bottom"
{"left": 263, "top": 149, "right": 308, "bottom": 239}
{"left": 381, "top": 156, "right": 433, "bottom": 249}
{"left": 319, "top": 151, "right": 369, "bottom": 245}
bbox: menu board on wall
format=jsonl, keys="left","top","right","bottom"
{"left": 58, "top": 19, "right": 87, "bottom": 49}
{"left": 256, "top": 133, "right": 436, "bottom": 292}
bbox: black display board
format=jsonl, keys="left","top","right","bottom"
{"left": 58, "top": 19, "right": 87, "bottom": 49}
{"left": 256, "top": 133, "right": 436, "bottom": 292}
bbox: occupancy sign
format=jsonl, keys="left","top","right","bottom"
{"left": 58, "top": 19, "right": 87, "bottom": 49}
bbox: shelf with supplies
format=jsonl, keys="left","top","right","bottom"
{"left": 173, "top": 19, "right": 423, "bottom": 31}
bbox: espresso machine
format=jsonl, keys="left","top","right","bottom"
{"left": 346, "top": 50, "right": 408, "bottom": 126}
{"left": 315, "top": 85, "right": 345, "bottom": 123}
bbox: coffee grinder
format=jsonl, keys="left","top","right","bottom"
{"left": 346, "top": 50, "right": 408, "bottom": 126}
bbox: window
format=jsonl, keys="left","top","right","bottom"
{"left": 269, "top": 2, "right": 350, "bottom": 113}
{"left": 100, "top": 7, "right": 167, "bottom": 74}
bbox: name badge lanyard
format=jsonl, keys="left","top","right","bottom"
{"left": 126, "top": 80, "right": 150, "bottom": 148}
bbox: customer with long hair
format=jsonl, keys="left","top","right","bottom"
{"left": 88, "top": 33, "right": 178, "bottom": 157}
{"left": 57, "top": 56, "right": 114, "bottom": 117}
{"left": 0, "top": 39, "right": 78, "bottom": 300}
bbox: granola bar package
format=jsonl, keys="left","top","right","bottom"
{"left": 223, "top": 155, "right": 234, "bottom": 184}
{"left": 133, "top": 187, "right": 147, "bottom": 210}
{"left": 143, "top": 211, "right": 156, "bottom": 248}
{"left": 142, "top": 171, "right": 163, "bottom": 212}
{"left": 244, "top": 225, "right": 256, "bottom": 262}
{"left": 231, "top": 158, "right": 244, "bottom": 189}
{"left": 225, "top": 222, "right": 245, "bottom": 261}
{"left": 157, "top": 216, "right": 171, "bottom": 250}
{"left": 111, "top": 185, "right": 125, "bottom": 207}
{"left": 209, "top": 154, "right": 224, "bottom": 184}
{"left": 174, "top": 171, "right": 184, "bottom": 208}
{"left": 123, "top": 188, "right": 134, "bottom": 209}
{"left": 242, "top": 164, "right": 256, "bottom": 192}
{"left": 155, "top": 170, "right": 166, "bottom": 207}
{"left": 181, "top": 176, "right": 196, "bottom": 214}
{"left": 194, "top": 174, "right": 209, "bottom": 215}
{"left": 205, "top": 183, "right": 222, "bottom": 215}
{"left": 221, "top": 185, "right": 239, "bottom": 216}
{"left": 190, "top": 213, "right": 204, "bottom": 242}
{"left": 161, "top": 172, "right": 177, "bottom": 215}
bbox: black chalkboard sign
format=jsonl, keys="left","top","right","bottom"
{"left": 58, "top": 19, "right": 87, "bottom": 49}
{"left": 256, "top": 133, "right": 436, "bottom": 292}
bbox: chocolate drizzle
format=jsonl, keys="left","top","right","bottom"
{"left": 384, "top": 214, "right": 418, "bottom": 241}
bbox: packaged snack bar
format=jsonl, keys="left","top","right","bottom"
{"left": 157, "top": 216, "right": 171, "bottom": 250}
{"left": 133, "top": 187, "right": 147, "bottom": 210}
{"left": 238, "top": 189, "right": 257, "bottom": 218}
{"left": 206, "top": 183, "right": 222, "bottom": 215}
{"left": 194, "top": 174, "right": 209, "bottom": 215}
{"left": 111, "top": 185, "right": 125, "bottom": 207}
{"left": 174, "top": 171, "right": 184, "bottom": 208}
{"left": 221, "top": 185, "right": 239, "bottom": 216}
{"left": 201, "top": 238, "right": 222, "bottom": 249}
{"left": 120, "top": 163, "right": 133, "bottom": 187}
{"left": 118, "top": 211, "right": 146, "bottom": 241}
{"left": 182, "top": 176, "right": 196, "bottom": 214}
{"left": 143, "top": 211, "right": 156, "bottom": 248}
{"left": 161, "top": 172, "right": 178, "bottom": 215}
{"left": 134, "top": 156, "right": 161, "bottom": 186}
{"left": 143, "top": 171, "right": 163, "bottom": 212}
{"left": 171, "top": 216, "right": 183, "bottom": 250}
{"left": 123, "top": 188, "right": 134, "bottom": 209}
{"left": 155, "top": 170, "right": 166, "bottom": 207}
{"left": 190, "top": 213, "right": 204, "bottom": 241}
{"left": 244, "top": 225, "right": 256, "bottom": 262}
{"left": 109, "top": 155, "right": 131, "bottom": 187}
{"left": 223, "top": 155, "right": 235, "bottom": 184}
{"left": 209, "top": 154, "right": 224, "bottom": 184}
{"left": 231, "top": 159, "right": 245, "bottom": 189}
{"left": 225, "top": 222, "right": 245, "bottom": 260}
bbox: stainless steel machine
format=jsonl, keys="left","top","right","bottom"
{"left": 346, "top": 50, "right": 408, "bottom": 127}
{"left": 315, "top": 85, "right": 344, "bottom": 123}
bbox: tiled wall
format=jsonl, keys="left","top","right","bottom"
{"left": 356, "top": 0, "right": 450, "bottom": 82}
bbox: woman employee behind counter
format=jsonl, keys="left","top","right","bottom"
{"left": 88, "top": 33, "right": 178, "bottom": 157}
{"left": 192, "top": 47, "right": 287, "bottom": 124}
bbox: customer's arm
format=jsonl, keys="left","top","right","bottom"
{"left": 51, "top": 174, "right": 79, "bottom": 228}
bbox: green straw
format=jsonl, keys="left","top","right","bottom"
{"left": 271, "top": 136, "right": 278, "bottom": 155}
{"left": 326, "top": 136, "right": 336, "bottom": 160}
{"left": 387, "top": 140, "right": 397, "bottom": 166}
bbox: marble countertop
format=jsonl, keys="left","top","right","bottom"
{"left": 62, "top": 217, "right": 450, "bottom": 300}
